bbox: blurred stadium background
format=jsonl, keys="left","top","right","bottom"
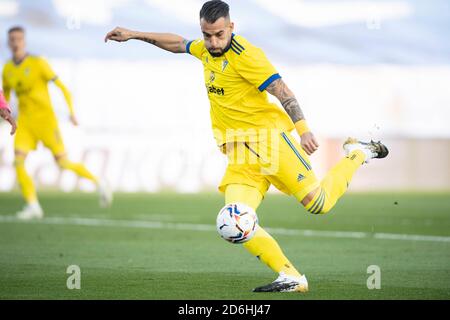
{"left": 1, "top": 0, "right": 449, "bottom": 194}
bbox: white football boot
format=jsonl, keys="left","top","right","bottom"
{"left": 98, "top": 179, "right": 113, "bottom": 208}
{"left": 343, "top": 138, "right": 389, "bottom": 163}
{"left": 253, "top": 272, "right": 309, "bottom": 293}
{"left": 17, "top": 202, "right": 44, "bottom": 220}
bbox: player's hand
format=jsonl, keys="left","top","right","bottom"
{"left": 70, "top": 114, "right": 79, "bottom": 126}
{"left": 0, "top": 108, "right": 17, "bottom": 135}
{"left": 105, "top": 27, "right": 133, "bottom": 43}
{"left": 300, "top": 132, "right": 319, "bottom": 156}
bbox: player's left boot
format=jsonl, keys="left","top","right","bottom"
{"left": 98, "top": 179, "right": 113, "bottom": 208}
{"left": 253, "top": 273, "right": 309, "bottom": 293}
{"left": 17, "top": 202, "right": 44, "bottom": 220}
{"left": 343, "top": 138, "right": 389, "bottom": 163}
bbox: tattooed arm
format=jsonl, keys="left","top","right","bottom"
{"left": 266, "top": 78, "right": 319, "bottom": 155}
{"left": 266, "top": 78, "right": 305, "bottom": 123}
{"left": 105, "top": 27, "right": 188, "bottom": 54}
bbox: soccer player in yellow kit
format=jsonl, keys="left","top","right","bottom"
{"left": 2, "top": 26, "right": 112, "bottom": 220}
{"left": 105, "top": 0, "right": 388, "bottom": 292}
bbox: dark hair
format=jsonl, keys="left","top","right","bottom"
{"left": 200, "top": 0, "right": 230, "bottom": 23}
{"left": 8, "top": 26, "right": 25, "bottom": 34}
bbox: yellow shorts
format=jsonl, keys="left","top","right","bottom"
{"left": 219, "top": 131, "right": 320, "bottom": 200}
{"left": 14, "top": 121, "right": 66, "bottom": 156}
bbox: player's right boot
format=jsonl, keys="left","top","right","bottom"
{"left": 343, "top": 138, "right": 389, "bottom": 163}
{"left": 253, "top": 273, "right": 309, "bottom": 293}
{"left": 98, "top": 179, "right": 113, "bottom": 208}
{"left": 17, "top": 202, "right": 44, "bottom": 220}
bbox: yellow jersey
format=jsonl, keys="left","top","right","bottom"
{"left": 187, "top": 34, "right": 294, "bottom": 146}
{"left": 2, "top": 55, "right": 58, "bottom": 125}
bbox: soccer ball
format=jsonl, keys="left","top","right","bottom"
{"left": 216, "top": 203, "right": 259, "bottom": 244}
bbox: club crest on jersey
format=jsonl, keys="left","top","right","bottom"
{"left": 222, "top": 60, "right": 229, "bottom": 72}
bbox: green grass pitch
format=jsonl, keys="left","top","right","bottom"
{"left": 0, "top": 192, "right": 449, "bottom": 300}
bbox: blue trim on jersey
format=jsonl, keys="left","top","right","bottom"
{"left": 186, "top": 40, "right": 193, "bottom": 55}
{"left": 258, "top": 73, "right": 281, "bottom": 92}
{"left": 227, "top": 34, "right": 246, "bottom": 56}
{"left": 281, "top": 132, "right": 312, "bottom": 171}
{"left": 232, "top": 39, "right": 245, "bottom": 51}
{"left": 231, "top": 43, "right": 243, "bottom": 54}
{"left": 231, "top": 46, "right": 241, "bottom": 55}
{"left": 231, "top": 42, "right": 242, "bottom": 52}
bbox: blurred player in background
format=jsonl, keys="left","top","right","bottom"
{"left": 105, "top": 0, "right": 388, "bottom": 292}
{"left": 2, "top": 26, "right": 112, "bottom": 220}
{"left": 0, "top": 90, "right": 16, "bottom": 135}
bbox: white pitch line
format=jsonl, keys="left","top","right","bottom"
{"left": 0, "top": 215, "right": 449, "bottom": 243}
{"left": 373, "top": 233, "right": 450, "bottom": 243}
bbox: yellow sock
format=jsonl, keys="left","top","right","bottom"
{"left": 15, "top": 157, "right": 37, "bottom": 204}
{"left": 301, "top": 150, "right": 366, "bottom": 214}
{"left": 225, "top": 184, "right": 301, "bottom": 277}
{"left": 243, "top": 227, "right": 302, "bottom": 277}
{"left": 57, "top": 158, "right": 98, "bottom": 184}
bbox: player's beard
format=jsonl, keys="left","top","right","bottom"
{"left": 207, "top": 37, "right": 232, "bottom": 57}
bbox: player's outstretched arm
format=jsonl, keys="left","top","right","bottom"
{"left": 266, "top": 78, "right": 319, "bottom": 155}
{"left": 53, "top": 78, "right": 78, "bottom": 126}
{"left": 104, "top": 27, "right": 188, "bottom": 54}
